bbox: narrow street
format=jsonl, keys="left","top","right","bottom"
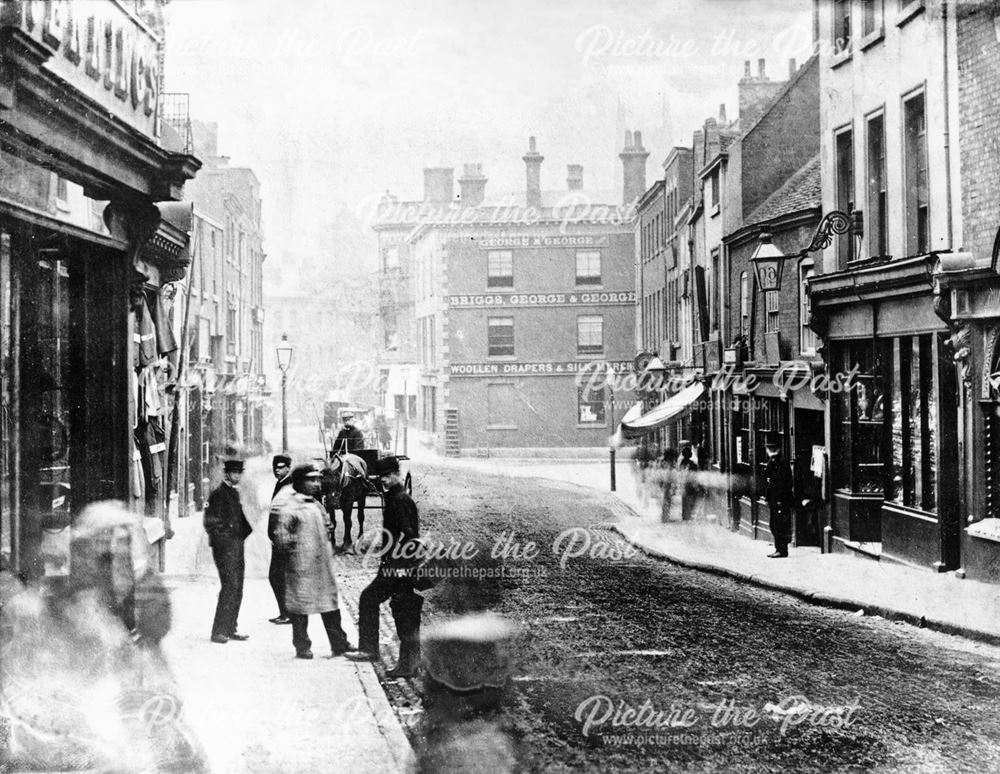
{"left": 338, "top": 464, "right": 1000, "bottom": 773}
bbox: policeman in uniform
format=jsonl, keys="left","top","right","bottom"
{"left": 347, "top": 455, "right": 424, "bottom": 678}
{"left": 268, "top": 454, "right": 293, "bottom": 624}
{"left": 204, "top": 457, "right": 253, "bottom": 643}
{"left": 763, "top": 432, "right": 794, "bottom": 558}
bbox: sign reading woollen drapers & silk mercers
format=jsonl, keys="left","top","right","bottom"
{"left": 448, "top": 291, "right": 636, "bottom": 308}
{"left": 2, "top": 0, "right": 161, "bottom": 137}
{"left": 449, "top": 360, "right": 631, "bottom": 377}
{"left": 475, "top": 235, "right": 610, "bottom": 249}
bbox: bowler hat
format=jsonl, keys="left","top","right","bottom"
{"left": 223, "top": 459, "right": 244, "bottom": 473}
{"left": 372, "top": 456, "right": 401, "bottom": 476}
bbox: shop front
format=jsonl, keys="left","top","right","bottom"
{"left": 810, "top": 257, "right": 961, "bottom": 571}
{"left": 0, "top": 3, "right": 199, "bottom": 578}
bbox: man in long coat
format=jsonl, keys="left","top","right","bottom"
{"left": 764, "top": 432, "right": 794, "bottom": 558}
{"left": 273, "top": 464, "right": 353, "bottom": 659}
{"left": 203, "top": 458, "right": 252, "bottom": 643}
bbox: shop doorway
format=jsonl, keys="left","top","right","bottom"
{"left": 793, "top": 408, "right": 825, "bottom": 547}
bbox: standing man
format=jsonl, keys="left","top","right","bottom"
{"left": 348, "top": 455, "right": 423, "bottom": 678}
{"left": 272, "top": 464, "right": 354, "bottom": 659}
{"left": 677, "top": 444, "right": 700, "bottom": 521}
{"left": 332, "top": 411, "right": 366, "bottom": 454}
{"left": 203, "top": 457, "right": 252, "bottom": 644}
{"left": 763, "top": 432, "right": 794, "bottom": 558}
{"left": 267, "top": 454, "right": 294, "bottom": 625}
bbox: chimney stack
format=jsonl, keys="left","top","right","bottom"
{"left": 758, "top": 58, "right": 766, "bottom": 78}
{"left": 458, "top": 163, "right": 487, "bottom": 207}
{"left": 719, "top": 103, "right": 727, "bottom": 124}
{"left": 619, "top": 129, "right": 649, "bottom": 206}
{"left": 423, "top": 168, "right": 454, "bottom": 203}
{"left": 523, "top": 136, "right": 544, "bottom": 209}
{"left": 566, "top": 164, "right": 584, "bottom": 190}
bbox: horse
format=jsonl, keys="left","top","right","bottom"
{"left": 321, "top": 452, "right": 371, "bottom": 553}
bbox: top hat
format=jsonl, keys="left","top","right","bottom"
{"left": 763, "top": 431, "right": 782, "bottom": 449}
{"left": 372, "top": 456, "right": 401, "bottom": 476}
{"left": 223, "top": 459, "right": 245, "bottom": 473}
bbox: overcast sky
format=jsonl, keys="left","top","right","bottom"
{"left": 164, "top": 0, "right": 813, "bottom": 270}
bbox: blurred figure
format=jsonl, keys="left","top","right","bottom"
{"left": 678, "top": 444, "right": 700, "bottom": 521}
{"left": 273, "top": 464, "right": 354, "bottom": 659}
{"left": 204, "top": 456, "right": 253, "bottom": 643}
{"left": 374, "top": 412, "right": 392, "bottom": 452}
{"left": 268, "top": 453, "right": 294, "bottom": 624}
{"left": 660, "top": 446, "right": 679, "bottom": 523}
{"left": 0, "top": 502, "right": 208, "bottom": 772}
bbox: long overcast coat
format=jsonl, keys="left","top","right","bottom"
{"left": 273, "top": 491, "right": 339, "bottom": 615}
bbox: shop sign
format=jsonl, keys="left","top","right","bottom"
{"left": 955, "top": 287, "right": 1000, "bottom": 319}
{"left": 448, "top": 291, "right": 635, "bottom": 307}
{"left": 449, "top": 360, "right": 631, "bottom": 377}
{"left": 476, "top": 234, "right": 609, "bottom": 249}
{"left": 2, "top": 0, "right": 161, "bottom": 137}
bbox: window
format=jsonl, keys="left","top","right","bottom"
{"left": 55, "top": 175, "right": 68, "bottom": 207}
{"left": 887, "top": 335, "right": 937, "bottom": 511}
{"left": 867, "top": 113, "right": 888, "bottom": 258}
{"left": 765, "top": 290, "right": 780, "bottom": 333}
{"left": 487, "top": 316, "right": 514, "bottom": 356}
{"left": 862, "top": 0, "right": 883, "bottom": 38}
{"left": 800, "top": 261, "right": 817, "bottom": 354}
{"left": 577, "top": 384, "right": 606, "bottom": 424}
{"left": 710, "top": 249, "right": 720, "bottom": 333}
{"left": 739, "top": 271, "right": 750, "bottom": 337}
{"left": 487, "top": 250, "right": 513, "bottom": 287}
{"left": 710, "top": 172, "right": 719, "bottom": 209}
{"left": 754, "top": 397, "right": 788, "bottom": 495}
{"left": 577, "top": 315, "right": 603, "bottom": 356}
{"left": 833, "top": 0, "right": 852, "bottom": 54}
{"left": 832, "top": 340, "right": 887, "bottom": 495}
{"left": 576, "top": 250, "right": 601, "bottom": 285}
{"left": 903, "top": 92, "right": 929, "bottom": 255}
{"left": 383, "top": 246, "right": 399, "bottom": 270}
{"left": 835, "top": 127, "right": 855, "bottom": 265}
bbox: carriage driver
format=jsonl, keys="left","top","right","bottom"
{"left": 332, "top": 411, "right": 365, "bottom": 454}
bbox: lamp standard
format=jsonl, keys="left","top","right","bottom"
{"left": 276, "top": 333, "right": 293, "bottom": 452}
{"left": 607, "top": 362, "right": 617, "bottom": 492}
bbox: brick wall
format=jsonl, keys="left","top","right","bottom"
{"left": 958, "top": 5, "right": 1000, "bottom": 262}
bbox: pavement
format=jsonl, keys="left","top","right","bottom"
{"left": 160, "top": 454, "right": 414, "bottom": 774}
{"left": 420, "top": 447, "right": 1000, "bottom": 646}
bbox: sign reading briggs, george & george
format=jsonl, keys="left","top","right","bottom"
{"left": 449, "top": 291, "right": 636, "bottom": 308}
{"left": 475, "top": 234, "right": 610, "bottom": 249}
{"left": 2, "top": 0, "right": 161, "bottom": 137}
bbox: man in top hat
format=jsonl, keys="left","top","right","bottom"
{"left": 272, "top": 464, "right": 353, "bottom": 659}
{"left": 204, "top": 457, "right": 253, "bottom": 643}
{"left": 763, "top": 431, "right": 794, "bottom": 558}
{"left": 267, "top": 454, "right": 294, "bottom": 624}
{"left": 332, "top": 411, "right": 365, "bottom": 455}
{"left": 347, "top": 455, "right": 424, "bottom": 678}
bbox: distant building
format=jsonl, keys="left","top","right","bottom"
{"left": 395, "top": 135, "right": 640, "bottom": 455}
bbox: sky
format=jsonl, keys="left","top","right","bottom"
{"left": 163, "top": 0, "right": 814, "bottom": 273}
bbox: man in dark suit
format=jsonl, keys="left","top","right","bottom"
{"left": 763, "top": 432, "right": 794, "bottom": 558}
{"left": 268, "top": 454, "right": 293, "bottom": 624}
{"left": 204, "top": 458, "right": 253, "bottom": 643}
{"left": 347, "top": 455, "right": 424, "bottom": 678}
{"left": 332, "top": 412, "right": 365, "bottom": 454}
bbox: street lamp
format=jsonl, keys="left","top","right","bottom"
{"left": 750, "top": 232, "right": 786, "bottom": 292}
{"left": 607, "top": 362, "right": 617, "bottom": 492}
{"left": 276, "top": 333, "right": 294, "bottom": 452}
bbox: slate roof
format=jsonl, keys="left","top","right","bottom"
{"left": 743, "top": 154, "right": 821, "bottom": 228}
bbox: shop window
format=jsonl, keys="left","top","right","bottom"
{"left": 734, "top": 397, "right": 750, "bottom": 466}
{"left": 487, "top": 250, "right": 513, "bottom": 288}
{"left": 576, "top": 250, "right": 601, "bottom": 285}
{"left": 487, "top": 316, "right": 514, "bottom": 357}
{"left": 754, "top": 396, "right": 788, "bottom": 496}
{"left": 833, "top": 340, "right": 887, "bottom": 495}
{"left": 577, "top": 315, "right": 603, "bottom": 356}
{"left": 578, "top": 384, "right": 606, "bottom": 425}
{"left": 867, "top": 112, "right": 888, "bottom": 258}
{"left": 903, "top": 92, "right": 929, "bottom": 255}
{"left": 886, "top": 335, "right": 937, "bottom": 511}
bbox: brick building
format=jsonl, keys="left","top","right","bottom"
{"left": 405, "top": 137, "right": 639, "bottom": 455}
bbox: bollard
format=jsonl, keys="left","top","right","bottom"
{"left": 609, "top": 447, "right": 616, "bottom": 491}
{"left": 417, "top": 613, "right": 520, "bottom": 773}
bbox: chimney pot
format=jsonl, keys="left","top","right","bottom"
{"left": 567, "top": 164, "right": 584, "bottom": 190}
{"left": 788, "top": 57, "right": 797, "bottom": 77}
{"left": 459, "top": 162, "right": 488, "bottom": 206}
{"left": 523, "top": 137, "right": 544, "bottom": 208}
{"left": 624, "top": 129, "right": 634, "bottom": 149}
{"left": 744, "top": 60, "right": 751, "bottom": 78}
{"left": 528, "top": 136, "right": 537, "bottom": 153}
{"left": 619, "top": 128, "right": 649, "bottom": 205}
{"left": 719, "top": 103, "right": 727, "bottom": 123}
{"left": 633, "top": 130, "right": 644, "bottom": 150}
{"left": 758, "top": 58, "right": 766, "bottom": 78}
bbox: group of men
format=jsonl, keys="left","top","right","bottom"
{"left": 202, "top": 437, "right": 424, "bottom": 678}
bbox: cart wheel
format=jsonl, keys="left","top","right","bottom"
{"left": 405, "top": 472, "right": 412, "bottom": 494}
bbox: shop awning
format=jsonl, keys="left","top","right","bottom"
{"left": 621, "top": 382, "right": 705, "bottom": 439}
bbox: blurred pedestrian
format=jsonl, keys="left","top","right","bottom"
{"left": 348, "top": 455, "right": 424, "bottom": 678}
{"left": 678, "top": 444, "right": 700, "bottom": 521}
{"left": 273, "top": 463, "right": 354, "bottom": 659}
{"left": 267, "top": 453, "right": 293, "bottom": 625}
{"left": 204, "top": 456, "right": 252, "bottom": 644}
{"left": 375, "top": 412, "right": 392, "bottom": 452}
{"left": 660, "top": 446, "right": 678, "bottom": 522}
{"left": 763, "top": 432, "right": 794, "bottom": 558}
